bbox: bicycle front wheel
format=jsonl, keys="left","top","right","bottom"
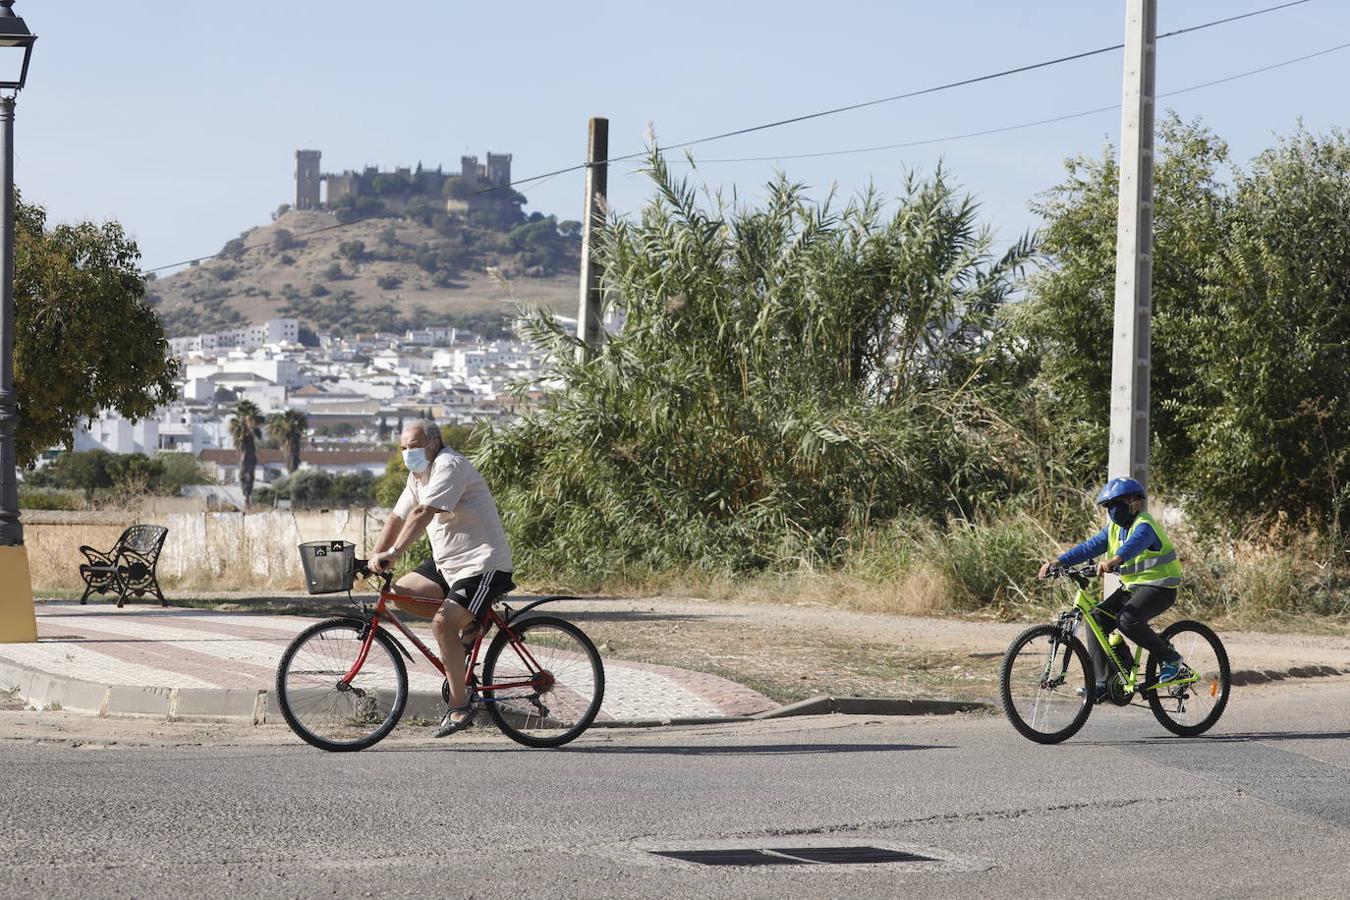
{"left": 481, "top": 615, "right": 604, "bottom": 748}
{"left": 1000, "top": 624, "right": 1094, "bottom": 744}
{"left": 275, "top": 617, "right": 408, "bottom": 752}
{"left": 1146, "top": 620, "right": 1230, "bottom": 737}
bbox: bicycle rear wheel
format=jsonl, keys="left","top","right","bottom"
{"left": 999, "top": 623, "right": 1094, "bottom": 744}
{"left": 275, "top": 617, "right": 408, "bottom": 752}
{"left": 1145, "top": 620, "right": 1230, "bottom": 737}
{"left": 481, "top": 615, "right": 604, "bottom": 748}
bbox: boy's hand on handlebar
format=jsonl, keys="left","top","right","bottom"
{"left": 1038, "top": 560, "right": 1056, "bottom": 580}
{"left": 1096, "top": 555, "right": 1122, "bottom": 576}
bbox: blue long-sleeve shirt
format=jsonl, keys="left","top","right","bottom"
{"left": 1057, "top": 521, "right": 1160, "bottom": 566}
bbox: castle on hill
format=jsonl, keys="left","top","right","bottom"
{"left": 293, "top": 149, "right": 515, "bottom": 215}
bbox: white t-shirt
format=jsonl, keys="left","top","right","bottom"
{"left": 393, "top": 449, "right": 513, "bottom": 584}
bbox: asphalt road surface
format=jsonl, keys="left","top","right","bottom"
{"left": 2, "top": 678, "right": 1348, "bottom": 899}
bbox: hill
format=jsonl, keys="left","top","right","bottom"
{"left": 148, "top": 207, "right": 581, "bottom": 339}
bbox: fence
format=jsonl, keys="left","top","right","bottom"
{"left": 22, "top": 508, "right": 388, "bottom": 593}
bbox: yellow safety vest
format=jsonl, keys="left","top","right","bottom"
{"left": 1107, "top": 511, "right": 1182, "bottom": 589}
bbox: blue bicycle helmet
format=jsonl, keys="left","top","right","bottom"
{"left": 1096, "top": 477, "right": 1145, "bottom": 506}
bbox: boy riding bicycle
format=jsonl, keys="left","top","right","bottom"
{"left": 1038, "top": 477, "right": 1187, "bottom": 701}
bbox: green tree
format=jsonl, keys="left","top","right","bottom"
{"left": 1020, "top": 117, "right": 1350, "bottom": 528}
{"left": 13, "top": 196, "right": 179, "bottom": 466}
{"left": 1015, "top": 116, "right": 1232, "bottom": 491}
{"left": 220, "top": 237, "right": 246, "bottom": 260}
{"left": 155, "top": 452, "right": 211, "bottom": 493}
{"left": 272, "top": 228, "right": 298, "bottom": 251}
{"left": 475, "top": 151, "right": 1034, "bottom": 575}
{"left": 229, "top": 400, "right": 264, "bottom": 504}
{"left": 267, "top": 409, "right": 309, "bottom": 474}
{"left": 1182, "top": 128, "right": 1350, "bottom": 528}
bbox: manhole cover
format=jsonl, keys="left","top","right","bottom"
{"left": 650, "top": 845, "right": 938, "bottom": 867}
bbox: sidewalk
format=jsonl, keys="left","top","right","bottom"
{"left": 0, "top": 601, "right": 778, "bottom": 725}
{"left": 5, "top": 595, "right": 1347, "bottom": 728}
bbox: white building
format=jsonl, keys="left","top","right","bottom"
{"left": 168, "top": 318, "right": 300, "bottom": 356}
{"left": 184, "top": 356, "right": 303, "bottom": 390}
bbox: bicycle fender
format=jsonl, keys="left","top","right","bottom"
{"left": 504, "top": 595, "right": 581, "bottom": 622}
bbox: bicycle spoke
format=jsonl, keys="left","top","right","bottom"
{"left": 1000, "top": 624, "right": 1092, "bottom": 743}
{"left": 483, "top": 617, "right": 604, "bottom": 747}
{"left": 277, "top": 621, "right": 407, "bottom": 751}
{"left": 1146, "top": 621, "right": 1230, "bottom": 737}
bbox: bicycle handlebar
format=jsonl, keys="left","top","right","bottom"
{"left": 352, "top": 558, "right": 393, "bottom": 591}
{"left": 1046, "top": 562, "right": 1097, "bottom": 581}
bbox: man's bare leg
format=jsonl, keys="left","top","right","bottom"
{"left": 431, "top": 600, "right": 476, "bottom": 721}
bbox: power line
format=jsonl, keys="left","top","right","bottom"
{"left": 612, "top": 0, "right": 1315, "bottom": 162}
{"left": 679, "top": 39, "right": 1350, "bottom": 165}
{"left": 141, "top": 0, "right": 1314, "bottom": 275}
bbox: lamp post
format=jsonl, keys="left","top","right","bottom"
{"left": 0, "top": 0, "right": 36, "bottom": 643}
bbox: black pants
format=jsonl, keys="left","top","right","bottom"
{"left": 1089, "top": 585, "right": 1180, "bottom": 681}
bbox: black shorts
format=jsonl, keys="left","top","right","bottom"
{"left": 411, "top": 560, "right": 515, "bottom": 619}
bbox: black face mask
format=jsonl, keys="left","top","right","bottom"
{"left": 1107, "top": 502, "right": 1137, "bottom": 527}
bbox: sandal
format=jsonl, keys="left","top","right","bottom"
{"left": 433, "top": 703, "right": 477, "bottom": 738}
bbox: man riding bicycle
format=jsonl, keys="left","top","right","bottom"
{"left": 1038, "top": 477, "right": 1187, "bottom": 702}
{"left": 368, "top": 420, "right": 514, "bottom": 738}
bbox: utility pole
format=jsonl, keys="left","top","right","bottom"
{"left": 1108, "top": 0, "right": 1156, "bottom": 489}
{"left": 575, "top": 117, "right": 608, "bottom": 356}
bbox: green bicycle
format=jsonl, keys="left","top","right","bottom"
{"left": 999, "top": 563, "right": 1231, "bottom": 744}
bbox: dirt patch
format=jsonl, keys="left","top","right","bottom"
{"left": 566, "top": 613, "right": 1000, "bottom": 704}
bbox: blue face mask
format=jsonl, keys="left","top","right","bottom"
{"left": 1107, "top": 502, "right": 1136, "bottom": 527}
{"left": 402, "top": 447, "right": 431, "bottom": 474}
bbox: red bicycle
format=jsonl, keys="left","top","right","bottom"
{"left": 275, "top": 545, "right": 604, "bottom": 752}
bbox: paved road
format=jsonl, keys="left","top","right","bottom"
{"left": 2, "top": 678, "right": 1348, "bottom": 898}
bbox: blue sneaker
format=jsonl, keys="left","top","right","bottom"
{"left": 1157, "top": 659, "right": 1188, "bottom": 684}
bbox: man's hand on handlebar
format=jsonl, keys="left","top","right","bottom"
{"left": 368, "top": 550, "right": 397, "bottom": 574}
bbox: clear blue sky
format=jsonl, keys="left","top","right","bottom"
{"left": 14, "top": 0, "right": 1349, "bottom": 272}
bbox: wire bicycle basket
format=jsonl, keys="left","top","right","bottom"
{"left": 298, "top": 540, "right": 357, "bottom": 594}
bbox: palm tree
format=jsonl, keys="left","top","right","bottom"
{"left": 229, "top": 400, "right": 264, "bottom": 505}
{"left": 267, "top": 408, "right": 309, "bottom": 474}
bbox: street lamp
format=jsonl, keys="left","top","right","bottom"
{"left": 0, "top": 1, "right": 35, "bottom": 91}
{"left": 0, "top": 0, "right": 36, "bottom": 643}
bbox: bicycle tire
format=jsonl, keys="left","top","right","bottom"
{"left": 275, "top": 616, "right": 408, "bottom": 752}
{"left": 1145, "top": 620, "right": 1230, "bottom": 737}
{"left": 1000, "top": 623, "right": 1095, "bottom": 744}
{"left": 481, "top": 615, "right": 604, "bottom": 748}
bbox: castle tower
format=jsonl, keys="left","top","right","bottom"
{"left": 295, "top": 149, "right": 322, "bottom": 210}
{"left": 486, "top": 152, "right": 512, "bottom": 188}
{"left": 460, "top": 155, "right": 480, "bottom": 189}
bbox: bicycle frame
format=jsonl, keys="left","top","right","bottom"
{"left": 1061, "top": 578, "right": 1197, "bottom": 695}
{"left": 339, "top": 586, "right": 553, "bottom": 702}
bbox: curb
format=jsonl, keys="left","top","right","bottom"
{"left": 1229, "top": 665, "right": 1343, "bottom": 686}
{"left": 5, "top": 658, "right": 1347, "bottom": 728}
{"left": 755, "top": 696, "right": 993, "bottom": 719}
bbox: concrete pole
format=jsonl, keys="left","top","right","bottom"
{"left": 576, "top": 117, "right": 608, "bottom": 356}
{"left": 0, "top": 95, "right": 20, "bottom": 547}
{"left": 1108, "top": 0, "right": 1156, "bottom": 489}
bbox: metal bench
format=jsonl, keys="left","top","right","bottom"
{"left": 78, "top": 524, "right": 169, "bottom": 608}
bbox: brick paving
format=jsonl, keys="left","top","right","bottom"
{"left": 1, "top": 602, "right": 777, "bottom": 721}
